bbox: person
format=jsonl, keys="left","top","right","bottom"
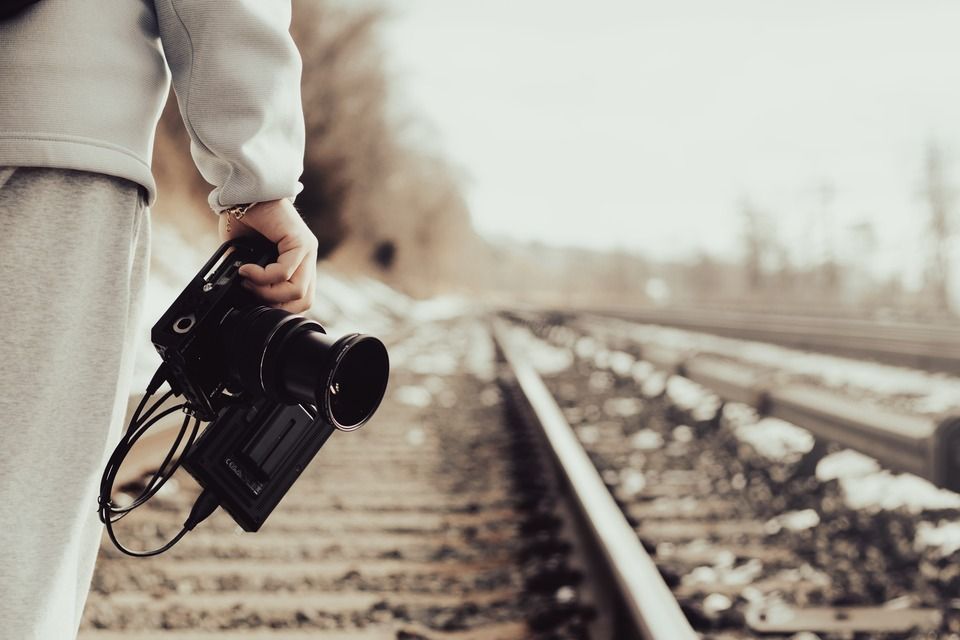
{"left": 0, "top": 1, "right": 317, "bottom": 637}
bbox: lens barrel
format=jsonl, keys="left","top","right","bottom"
{"left": 221, "top": 306, "right": 389, "bottom": 430}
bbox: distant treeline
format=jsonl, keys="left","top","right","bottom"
{"left": 478, "top": 238, "right": 952, "bottom": 322}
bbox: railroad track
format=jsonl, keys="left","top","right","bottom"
{"left": 503, "top": 312, "right": 960, "bottom": 638}
{"left": 81, "top": 319, "right": 602, "bottom": 639}
{"left": 554, "top": 306, "right": 960, "bottom": 374}
{"left": 510, "top": 309, "right": 960, "bottom": 495}
{"left": 82, "top": 312, "right": 960, "bottom": 639}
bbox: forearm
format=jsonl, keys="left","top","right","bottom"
{"left": 154, "top": 0, "right": 306, "bottom": 212}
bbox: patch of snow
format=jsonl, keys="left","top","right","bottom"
{"left": 672, "top": 424, "right": 694, "bottom": 443}
{"left": 630, "top": 429, "right": 664, "bottom": 451}
{"left": 407, "top": 296, "right": 473, "bottom": 323}
{"left": 666, "top": 376, "right": 722, "bottom": 421}
{"left": 722, "top": 559, "right": 764, "bottom": 586}
{"left": 592, "top": 349, "right": 611, "bottom": 370}
{"left": 574, "top": 336, "right": 599, "bottom": 359}
{"left": 684, "top": 559, "right": 764, "bottom": 589}
{"left": 734, "top": 417, "right": 815, "bottom": 462}
{"left": 641, "top": 372, "right": 667, "bottom": 398}
{"left": 816, "top": 450, "right": 881, "bottom": 482}
{"left": 721, "top": 402, "right": 761, "bottom": 429}
{"left": 683, "top": 565, "right": 718, "bottom": 586}
{"left": 603, "top": 397, "right": 644, "bottom": 418}
{"left": 819, "top": 450, "right": 960, "bottom": 512}
{"left": 839, "top": 471, "right": 960, "bottom": 513}
{"left": 352, "top": 277, "right": 414, "bottom": 317}
{"left": 394, "top": 385, "right": 432, "bottom": 408}
{"left": 703, "top": 593, "right": 733, "bottom": 615}
{"left": 620, "top": 468, "right": 647, "bottom": 496}
{"left": 765, "top": 509, "right": 820, "bottom": 534}
{"left": 916, "top": 520, "right": 960, "bottom": 556}
{"left": 608, "top": 351, "right": 636, "bottom": 377}
{"left": 631, "top": 360, "right": 655, "bottom": 383}
{"left": 314, "top": 273, "right": 388, "bottom": 331}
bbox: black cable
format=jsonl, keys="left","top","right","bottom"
{"left": 101, "top": 413, "right": 206, "bottom": 556}
{"left": 98, "top": 365, "right": 218, "bottom": 557}
{"left": 127, "top": 389, "right": 174, "bottom": 435}
{"left": 103, "top": 409, "right": 190, "bottom": 519}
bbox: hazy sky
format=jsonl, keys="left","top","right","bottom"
{"left": 383, "top": 1, "right": 960, "bottom": 280}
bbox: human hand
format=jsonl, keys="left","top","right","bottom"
{"left": 218, "top": 199, "right": 318, "bottom": 313}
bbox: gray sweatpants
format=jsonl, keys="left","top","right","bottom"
{"left": 0, "top": 167, "right": 150, "bottom": 639}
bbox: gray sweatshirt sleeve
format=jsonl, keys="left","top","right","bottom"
{"left": 153, "top": 0, "right": 305, "bottom": 212}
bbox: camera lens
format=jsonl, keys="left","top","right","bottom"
{"left": 276, "top": 331, "right": 389, "bottom": 431}
{"left": 221, "top": 306, "right": 389, "bottom": 430}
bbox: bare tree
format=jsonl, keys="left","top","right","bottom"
{"left": 922, "top": 141, "right": 955, "bottom": 312}
{"left": 739, "top": 196, "right": 774, "bottom": 292}
{"left": 813, "top": 180, "right": 840, "bottom": 293}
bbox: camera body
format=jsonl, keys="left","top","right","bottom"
{"left": 149, "top": 236, "right": 388, "bottom": 532}
{"left": 152, "top": 237, "right": 276, "bottom": 421}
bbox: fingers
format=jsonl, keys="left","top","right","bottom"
{"left": 241, "top": 251, "right": 315, "bottom": 312}
{"left": 277, "top": 271, "right": 316, "bottom": 313}
{"left": 242, "top": 260, "right": 308, "bottom": 303}
{"left": 238, "top": 242, "right": 308, "bottom": 285}
{"left": 221, "top": 198, "right": 318, "bottom": 312}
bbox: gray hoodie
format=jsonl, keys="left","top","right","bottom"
{"left": 0, "top": 0, "right": 305, "bottom": 210}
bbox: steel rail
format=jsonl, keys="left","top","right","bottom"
{"left": 576, "top": 315, "right": 960, "bottom": 491}
{"left": 708, "top": 365, "right": 960, "bottom": 491}
{"left": 513, "top": 309, "right": 960, "bottom": 494}
{"left": 578, "top": 306, "right": 960, "bottom": 373}
{"left": 492, "top": 320, "right": 697, "bottom": 640}
{"left": 567, "top": 314, "right": 960, "bottom": 490}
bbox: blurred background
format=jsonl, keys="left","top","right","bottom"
{"left": 155, "top": 0, "right": 960, "bottom": 319}
{"left": 81, "top": 3, "right": 960, "bottom": 638}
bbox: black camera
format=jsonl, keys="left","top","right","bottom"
{"left": 99, "top": 236, "right": 389, "bottom": 553}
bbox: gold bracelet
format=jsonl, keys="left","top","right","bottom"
{"left": 223, "top": 203, "right": 254, "bottom": 220}
{"left": 223, "top": 203, "right": 254, "bottom": 233}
